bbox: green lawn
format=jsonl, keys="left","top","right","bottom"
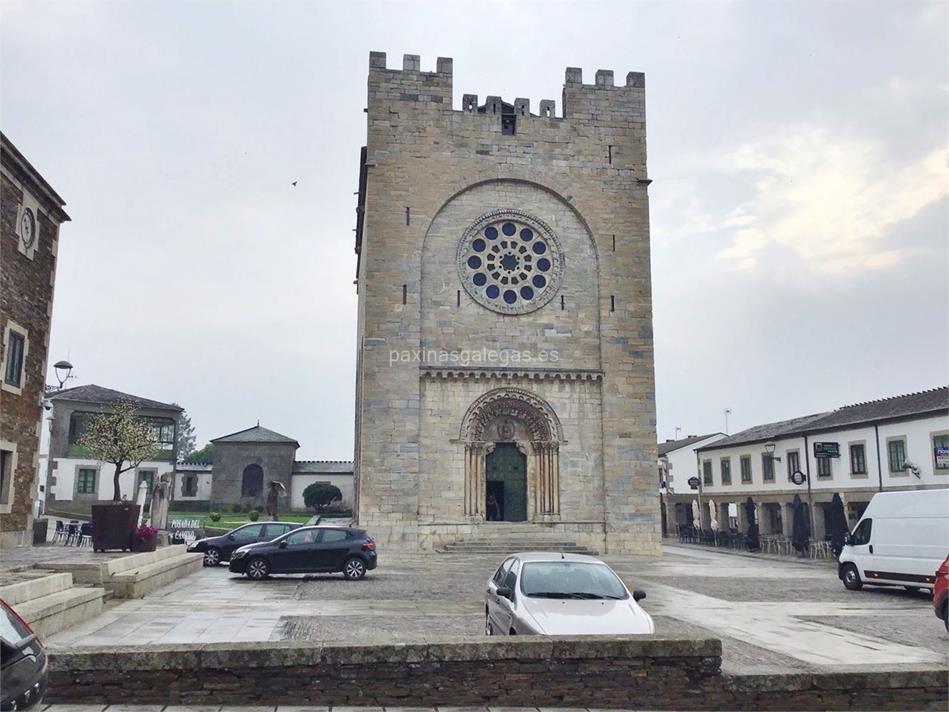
{"left": 168, "top": 511, "right": 317, "bottom": 528}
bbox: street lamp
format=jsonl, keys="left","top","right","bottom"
{"left": 53, "top": 360, "right": 73, "bottom": 390}
{"left": 764, "top": 441, "right": 782, "bottom": 462}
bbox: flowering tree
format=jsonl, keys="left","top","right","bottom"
{"left": 77, "top": 401, "right": 158, "bottom": 501}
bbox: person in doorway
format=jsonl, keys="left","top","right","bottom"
{"left": 486, "top": 493, "right": 502, "bottom": 521}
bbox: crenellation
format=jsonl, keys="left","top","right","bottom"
{"left": 403, "top": 53, "right": 420, "bottom": 71}
{"left": 595, "top": 69, "right": 614, "bottom": 87}
{"left": 513, "top": 98, "right": 530, "bottom": 116}
{"left": 539, "top": 100, "right": 555, "bottom": 118}
{"left": 484, "top": 96, "right": 503, "bottom": 114}
{"left": 565, "top": 67, "right": 583, "bottom": 85}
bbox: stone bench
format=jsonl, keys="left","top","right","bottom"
{"left": 0, "top": 572, "right": 105, "bottom": 639}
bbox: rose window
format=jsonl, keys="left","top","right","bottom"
{"left": 457, "top": 210, "right": 564, "bottom": 315}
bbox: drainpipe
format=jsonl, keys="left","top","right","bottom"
{"left": 874, "top": 424, "right": 884, "bottom": 492}
{"left": 803, "top": 434, "right": 814, "bottom": 533}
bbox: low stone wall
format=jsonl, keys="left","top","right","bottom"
{"left": 46, "top": 637, "right": 946, "bottom": 710}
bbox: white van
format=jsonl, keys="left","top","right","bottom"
{"left": 838, "top": 488, "right": 949, "bottom": 592}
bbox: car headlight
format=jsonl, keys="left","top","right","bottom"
{"left": 187, "top": 542, "right": 198, "bottom": 551}
{"left": 231, "top": 549, "right": 248, "bottom": 559}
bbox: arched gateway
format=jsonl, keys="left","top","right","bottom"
{"left": 459, "top": 388, "right": 563, "bottom": 521}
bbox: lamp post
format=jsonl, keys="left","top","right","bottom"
{"left": 52, "top": 360, "right": 73, "bottom": 390}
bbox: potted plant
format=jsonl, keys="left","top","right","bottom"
{"left": 77, "top": 400, "right": 159, "bottom": 552}
{"left": 132, "top": 523, "right": 159, "bottom": 552}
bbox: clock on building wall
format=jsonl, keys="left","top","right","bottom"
{"left": 19, "top": 206, "right": 37, "bottom": 249}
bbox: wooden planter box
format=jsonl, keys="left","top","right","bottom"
{"left": 91, "top": 503, "right": 140, "bottom": 552}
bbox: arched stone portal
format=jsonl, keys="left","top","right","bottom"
{"left": 459, "top": 387, "right": 563, "bottom": 521}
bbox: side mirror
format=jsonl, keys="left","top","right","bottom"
{"left": 227, "top": 534, "right": 235, "bottom": 541}
{"left": 496, "top": 586, "right": 513, "bottom": 600}
{"left": 633, "top": 590, "right": 646, "bottom": 602}
{"left": 278, "top": 540, "right": 288, "bottom": 549}
{"left": 844, "top": 533, "right": 852, "bottom": 546}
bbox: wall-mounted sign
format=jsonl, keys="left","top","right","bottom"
{"left": 687, "top": 476, "right": 700, "bottom": 490}
{"left": 814, "top": 442, "right": 840, "bottom": 458}
{"left": 789, "top": 470, "right": 807, "bottom": 486}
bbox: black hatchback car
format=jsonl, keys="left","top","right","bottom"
{"left": 1, "top": 599, "right": 46, "bottom": 711}
{"left": 188, "top": 521, "right": 300, "bottom": 566}
{"left": 228, "top": 526, "right": 377, "bottom": 580}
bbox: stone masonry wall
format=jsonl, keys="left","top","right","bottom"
{"left": 46, "top": 637, "right": 946, "bottom": 710}
{"left": 0, "top": 163, "right": 63, "bottom": 547}
{"left": 211, "top": 441, "right": 296, "bottom": 509}
{"left": 354, "top": 53, "right": 659, "bottom": 553}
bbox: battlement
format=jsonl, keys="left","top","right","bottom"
{"left": 564, "top": 66, "right": 645, "bottom": 89}
{"left": 367, "top": 52, "right": 644, "bottom": 123}
{"left": 369, "top": 51, "right": 453, "bottom": 76}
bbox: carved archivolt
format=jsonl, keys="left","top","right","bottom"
{"left": 459, "top": 387, "right": 563, "bottom": 443}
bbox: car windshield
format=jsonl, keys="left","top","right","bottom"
{"left": 520, "top": 561, "right": 628, "bottom": 599}
{"left": 0, "top": 603, "right": 32, "bottom": 644}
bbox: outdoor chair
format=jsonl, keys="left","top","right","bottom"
{"left": 63, "top": 521, "right": 79, "bottom": 546}
{"left": 52, "top": 520, "right": 67, "bottom": 543}
{"left": 77, "top": 522, "right": 93, "bottom": 547}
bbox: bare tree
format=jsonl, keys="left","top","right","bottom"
{"left": 77, "top": 401, "right": 158, "bottom": 501}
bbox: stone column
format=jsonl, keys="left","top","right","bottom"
{"left": 532, "top": 441, "right": 560, "bottom": 515}
{"left": 464, "top": 442, "right": 488, "bottom": 518}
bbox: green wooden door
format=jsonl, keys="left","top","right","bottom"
{"left": 486, "top": 443, "right": 527, "bottom": 522}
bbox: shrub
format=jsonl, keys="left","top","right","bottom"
{"left": 230, "top": 503, "right": 242, "bottom": 513}
{"left": 303, "top": 483, "right": 343, "bottom": 513}
{"left": 209, "top": 512, "right": 221, "bottom": 522}
{"left": 247, "top": 510, "right": 260, "bottom": 522}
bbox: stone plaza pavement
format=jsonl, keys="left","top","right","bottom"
{"left": 44, "top": 543, "right": 947, "bottom": 675}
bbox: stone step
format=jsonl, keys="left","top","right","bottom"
{"left": 37, "top": 545, "right": 204, "bottom": 599}
{"left": 0, "top": 572, "right": 106, "bottom": 639}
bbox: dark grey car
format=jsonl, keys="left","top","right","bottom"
{"left": 187, "top": 521, "right": 300, "bottom": 566}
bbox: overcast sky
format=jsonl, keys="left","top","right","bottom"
{"left": 3, "top": 0, "right": 946, "bottom": 457}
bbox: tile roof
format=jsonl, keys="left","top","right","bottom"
{"left": 46, "top": 384, "right": 182, "bottom": 412}
{"left": 293, "top": 460, "right": 354, "bottom": 474}
{"left": 697, "top": 413, "right": 831, "bottom": 451}
{"left": 658, "top": 433, "right": 724, "bottom": 456}
{"left": 697, "top": 386, "right": 948, "bottom": 452}
{"left": 806, "top": 386, "right": 948, "bottom": 430}
{"left": 211, "top": 425, "right": 299, "bottom": 446}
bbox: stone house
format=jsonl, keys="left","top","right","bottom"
{"left": 1, "top": 133, "right": 70, "bottom": 546}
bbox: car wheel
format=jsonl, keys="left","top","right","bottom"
{"left": 343, "top": 557, "right": 367, "bottom": 580}
{"left": 842, "top": 564, "right": 862, "bottom": 591}
{"left": 203, "top": 547, "right": 221, "bottom": 567}
{"left": 246, "top": 557, "right": 270, "bottom": 580}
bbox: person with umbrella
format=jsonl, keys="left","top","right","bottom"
{"left": 791, "top": 494, "right": 811, "bottom": 557}
{"left": 744, "top": 497, "right": 760, "bottom": 551}
{"left": 266, "top": 480, "right": 286, "bottom": 520}
{"left": 827, "top": 492, "right": 849, "bottom": 559}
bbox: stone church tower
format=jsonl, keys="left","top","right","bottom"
{"left": 353, "top": 53, "right": 659, "bottom": 554}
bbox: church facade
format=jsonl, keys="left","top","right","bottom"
{"left": 352, "top": 53, "right": 659, "bottom": 554}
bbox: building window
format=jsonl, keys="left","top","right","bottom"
{"left": 787, "top": 451, "right": 800, "bottom": 479}
{"left": 145, "top": 417, "right": 176, "bottom": 454}
{"left": 762, "top": 453, "right": 775, "bottom": 482}
{"left": 817, "top": 456, "right": 832, "bottom": 478}
{"left": 76, "top": 468, "right": 97, "bottom": 495}
{"left": 720, "top": 458, "right": 731, "bottom": 485}
{"left": 137, "top": 470, "right": 155, "bottom": 493}
{"left": 183, "top": 474, "right": 198, "bottom": 497}
{"left": 933, "top": 433, "right": 949, "bottom": 472}
{"left": 242, "top": 464, "right": 263, "bottom": 497}
{"left": 702, "top": 460, "right": 712, "bottom": 486}
{"left": 0, "top": 449, "right": 13, "bottom": 505}
{"left": 850, "top": 444, "right": 867, "bottom": 475}
{"left": 887, "top": 438, "right": 906, "bottom": 473}
{"left": 3, "top": 328, "right": 26, "bottom": 389}
{"left": 740, "top": 456, "right": 752, "bottom": 483}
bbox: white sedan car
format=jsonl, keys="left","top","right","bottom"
{"left": 485, "top": 552, "right": 654, "bottom": 636}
